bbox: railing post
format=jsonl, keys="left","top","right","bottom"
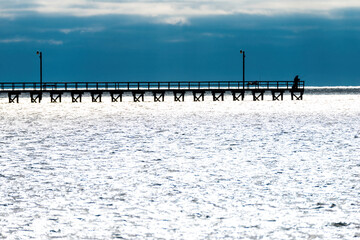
{"left": 138, "top": 82, "right": 140, "bottom": 90}
{"left": 178, "top": 82, "right": 180, "bottom": 90}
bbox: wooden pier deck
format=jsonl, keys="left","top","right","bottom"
{"left": 0, "top": 81, "right": 304, "bottom": 103}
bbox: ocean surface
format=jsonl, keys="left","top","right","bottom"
{"left": 0, "top": 89, "right": 359, "bottom": 239}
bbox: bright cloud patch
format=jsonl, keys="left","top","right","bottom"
{"left": 160, "top": 17, "right": 190, "bottom": 26}
{"left": 0, "top": 38, "right": 63, "bottom": 45}
{"left": 59, "top": 27, "right": 105, "bottom": 34}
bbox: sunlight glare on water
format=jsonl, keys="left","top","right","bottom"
{"left": 0, "top": 92, "right": 360, "bottom": 239}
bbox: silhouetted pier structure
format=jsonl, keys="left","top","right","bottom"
{"left": 0, "top": 81, "right": 304, "bottom": 103}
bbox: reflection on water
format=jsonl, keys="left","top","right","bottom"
{"left": 0, "top": 92, "right": 359, "bottom": 239}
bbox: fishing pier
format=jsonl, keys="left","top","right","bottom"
{"left": 0, "top": 81, "right": 304, "bottom": 103}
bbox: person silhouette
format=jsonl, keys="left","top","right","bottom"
{"left": 292, "top": 75, "right": 300, "bottom": 89}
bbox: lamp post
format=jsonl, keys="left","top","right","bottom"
{"left": 240, "top": 50, "right": 245, "bottom": 89}
{"left": 36, "top": 51, "right": 42, "bottom": 91}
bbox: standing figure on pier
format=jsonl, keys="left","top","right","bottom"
{"left": 292, "top": 75, "right": 300, "bottom": 89}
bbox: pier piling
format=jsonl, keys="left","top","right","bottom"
{"left": 291, "top": 90, "right": 304, "bottom": 100}
{"left": 193, "top": 91, "right": 205, "bottom": 102}
{"left": 153, "top": 91, "right": 165, "bottom": 102}
{"left": 174, "top": 91, "right": 185, "bottom": 102}
{"left": 8, "top": 92, "right": 20, "bottom": 103}
{"left": 50, "top": 92, "right": 62, "bottom": 103}
{"left": 133, "top": 91, "right": 145, "bottom": 102}
{"left": 110, "top": 91, "right": 123, "bottom": 102}
{"left": 252, "top": 90, "right": 265, "bottom": 101}
{"left": 231, "top": 91, "right": 245, "bottom": 101}
{"left": 71, "top": 92, "right": 83, "bottom": 103}
{"left": 30, "top": 92, "right": 42, "bottom": 103}
{"left": 91, "top": 92, "right": 102, "bottom": 102}
{"left": 271, "top": 90, "right": 284, "bottom": 101}
{"left": 212, "top": 91, "right": 225, "bottom": 101}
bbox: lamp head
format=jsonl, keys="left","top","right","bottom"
{"left": 240, "top": 50, "right": 243, "bottom": 54}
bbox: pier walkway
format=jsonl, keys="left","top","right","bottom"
{"left": 0, "top": 81, "right": 304, "bottom": 103}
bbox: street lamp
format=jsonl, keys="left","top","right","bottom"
{"left": 36, "top": 51, "right": 42, "bottom": 91}
{"left": 240, "top": 50, "right": 245, "bottom": 89}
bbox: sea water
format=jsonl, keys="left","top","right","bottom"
{"left": 0, "top": 89, "right": 359, "bottom": 239}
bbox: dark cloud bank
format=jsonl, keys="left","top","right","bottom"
{"left": 0, "top": 12, "right": 359, "bottom": 86}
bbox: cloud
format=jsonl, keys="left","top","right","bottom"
{"left": 164, "top": 38, "right": 188, "bottom": 43}
{"left": 158, "top": 17, "right": 190, "bottom": 26}
{"left": 29, "top": 1, "right": 229, "bottom": 18}
{"left": 46, "top": 39, "right": 63, "bottom": 45}
{"left": 0, "top": 37, "right": 63, "bottom": 45}
{"left": 0, "top": 38, "right": 27, "bottom": 44}
{"left": 1, "top": 0, "right": 360, "bottom": 21}
{"left": 201, "top": 32, "right": 234, "bottom": 38}
{"left": 58, "top": 26, "right": 105, "bottom": 34}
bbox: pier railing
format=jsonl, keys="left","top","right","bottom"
{"left": 0, "top": 81, "right": 304, "bottom": 92}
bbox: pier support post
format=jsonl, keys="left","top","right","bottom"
{"left": 271, "top": 90, "right": 284, "bottom": 101}
{"left": 133, "top": 91, "right": 145, "bottom": 102}
{"left": 193, "top": 91, "right": 205, "bottom": 102}
{"left": 173, "top": 91, "right": 185, "bottom": 102}
{"left": 71, "top": 92, "right": 83, "bottom": 103}
{"left": 153, "top": 91, "right": 165, "bottom": 102}
{"left": 50, "top": 92, "right": 62, "bottom": 103}
{"left": 290, "top": 90, "right": 304, "bottom": 100}
{"left": 91, "top": 92, "right": 102, "bottom": 102}
{"left": 231, "top": 91, "right": 245, "bottom": 101}
{"left": 8, "top": 92, "right": 20, "bottom": 103}
{"left": 252, "top": 90, "right": 265, "bottom": 101}
{"left": 110, "top": 91, "right": 123, "bottom": 102}
{"left": 30, "top": 92, "right": 42, "bottom": 103}
{"left": 212, "top": 91, "right": 225, "bottom": 101}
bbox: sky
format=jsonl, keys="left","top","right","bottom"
{"left": 0, "top": 0, "right": 360, "bottom": 86}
